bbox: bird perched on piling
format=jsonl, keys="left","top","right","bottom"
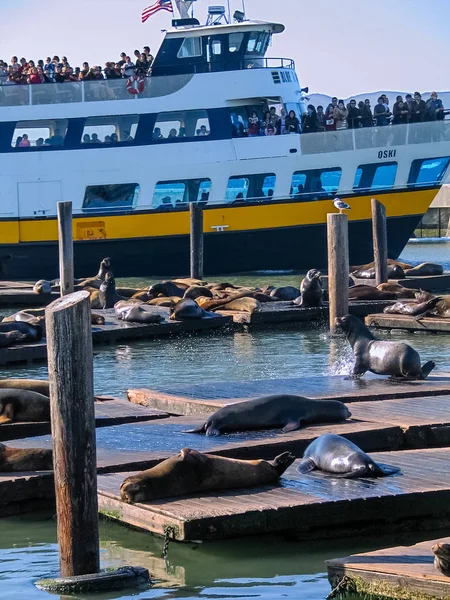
{"left": 334, "top": 198, "right": 351, "bottom": 214}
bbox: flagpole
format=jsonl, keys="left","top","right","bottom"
{"left": 241, "top": 0, "right": 246, "bottom": 16}
{"left": 226, "top": 0, "right": 231, "bottom": 22}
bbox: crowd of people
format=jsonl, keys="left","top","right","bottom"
{"left": 0, "top": 49, "right": 154, "bottom": 86}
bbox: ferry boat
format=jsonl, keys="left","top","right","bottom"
{"left": 0, "top": 8, "right": 449, "bottom": 279}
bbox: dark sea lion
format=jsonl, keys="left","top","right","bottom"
{"left": 77, "top": 257, "right": 112, "bottom": 289}
{"left": 0, "top": 331, "right": 28, "bottom": 347}
{"left": 0, "top": 389, "right": 50, "bottom": 424}
{"left": 0, "top": 443, "right": 53, "bottom": 472}
{"left": 91, "top": 312, "right": 105, "bottom": 325}
{"left": 187, "top": 394, "right": 351, "bottom": 436}
{"left": 352, "top": 265, "right": 405, "bottom": 280}
{"left": 147, "top": 281, "right": 185, "bottom": 299}
{"left": 170, "top": 298, "right": 218, "bottom": 320}
{"left": 120, "top": 447, "right": 296, "bottom": 503}
{"left": 295, "top": 269, "right": 323, "bottom": 307}
{"left": 270, "top": 286, "right": 301, "bottom": 301}
{"left": 350, "top": 259, "right": 413, "bottom": 272}
{"left": 404, "top": 262, "right": 444, "bottom": 277}
{"left": 376, "top": 283, "right": 418, "bottom": 298}
{"left": 33, "top": 280, "right": 52, "bottom": 295}
{"left": 115, "top": 303, "right": 167, "bottom": 324}
{"left": 183, "top": 286, "right": 213, "bottom": 300}
{"left": 337, "top": 314, "right": 435, "bottom": 379}
{"left": 0, "top": 321, "right": 42, "bottom": 341}
{"left": 432, "top": 543, "right": 450, "bottom": 576}
{"left": 383, "top": 297, "right": 442, "bottom": 317}
{"left": 99, "top": 272, "right": 124, "bottom": 309}
{"left": 0, "top": 379, "right": 49, "bottom": 396}
{"left": 298, "top": 434, "right": 401, "bottom": 478}
{"left": 348, "top": 285, "right": 397, "bottom": 301}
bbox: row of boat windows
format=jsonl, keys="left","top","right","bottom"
{"left": 82, "top": 157, "right": 450, "bottom": 210}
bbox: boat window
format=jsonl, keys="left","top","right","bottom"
{"left": 229, "top": 33, "right": 244, "bottom": 53}
{"left": 81, "top": 115, "right": 139, "bottom": 144}
{"left": 246, "top": 31, "right": 269, "bottom": 55}
{"left": 211, "top": 39, "right": 222, "bottom": 56}
{"left": 226, "top": 173, "right": 276, "bottom": 203}
{"left": 177, "top": 37, "right": 202, "bottom": 58}
{"left": 153, "top": 110, "right": 210, "bottom": 140}
{"left": 11, "top": 119, "right": 68, "bottom": 149}
{"left": 407, "top": 157, "right": 450, "bottom": 187}
{"left": 354, "top": 162, "right": 397, "bottom": 191}
{"left": 82, "top": 184, "right": 139, "bottom": 211}
{"left": 152, "top": 178, "right": 211, "bottom": 208}
{"left": 246, "top": 32, "right": 259, "bottom": 53}
{"left": 290, "top": 168, "right": 342, "bottom": 200}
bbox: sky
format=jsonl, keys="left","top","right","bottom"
{"left": 0, "top": 0, "right": 449, "bottom": 97}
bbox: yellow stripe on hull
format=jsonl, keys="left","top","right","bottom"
{"left": 6, "top": 188, "right": 437, "bottom": 244}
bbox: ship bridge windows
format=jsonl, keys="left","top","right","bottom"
{"left": 407, "top": 157, "right": 450, "bottom": 187}
{"left": 246, "top": 31, "right": 270, "bottom": 56}
{"left": 152, "top": 178, "right": 211, "bottom": 209}
{"left": 11, "top": 119, "right": 68, "bottom": 149}
{"left": 353, "top": 162, "right": 398, "bottom": 191}
{"left": 82, "top": 183, "right": 140, "bottom": 211}
{"left": 153, "top": 110, "right": 210, "bottom": 140}
{"left": 81, "top": 115, "right": 139, "bottom": 144}
{"left": 229, "top": 33, "right": 244, "bottom": 53}
{"left": 226, "top": 173, "right": 276, "bottom": 203}
{"left": 290, "top": 168, "right": 342, "bottom": 200}
{"left": 177, "top": 37, "right": 202, "bottom": 58}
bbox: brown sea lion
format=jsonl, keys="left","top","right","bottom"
{"left": 383, "top": 297, "right": 442, "bottom": 316}
{"left": 183, "top": 286, "right": 214, "bottom": 300}
{"left": 270, "top": 286, "right": 301, "bottom": 301}
{"left": 0, "top": 379, "right": 49, "bottom": 396}
{"left": 77, "top": 257, "right": 112, "bottom": 289}
{"left": 99, "top": 273, "right": 126, "bottom": 309}
{"left": 294, "top": 269, "right": 323, "bottom": 307}
{"left": 147, "top": 296, "right": 180, "bottom": 308}
{"left": 171, "top": 278, "right": 203, "bottom": 288}
{"left": 131, "top": 290, "right": 150, "bottom": 301}
{"left": 33, "top": 280, "right": 52, "bottom": 295}
{"left": 432, "top": 543, "right": 450, "bottom": 576}
{"left": 3, "top": 308, "right": 46, "bottom": 323}
{"left": 116, "top": 287, "right": 143, "bottom": 298}
{"left": 170, "top": 298, "right": 218, "bottom": 320}
{"left": 120, "top": 447, "right": 296, "bottom": 503}
{"left": 219, "top": 297, "right": 261, "bottom": 313}
{"left": 350, "top": 259, "right": 413, "bottom": 271}
{"left": 404, "top": 262, "right": 444, "bottom": 277}
{"left": 376, "top": 283, "right": 418, "bottom": 298}
{"left": 206, "top": 282, "right": 240, "bottom": 291}
{"left": 0, "top": 443, "right": 53, "bottom": 472}
{"left": 336, "top": 314, "right": 435, "bottom": 379}
{"left": 0, "top": 389, "right": 50, "bottom": 424}
{"left": 348, "top": 285, "right": 397, "bottom": 301}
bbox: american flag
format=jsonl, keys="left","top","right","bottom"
{"left": 142, "top": 0, "right": 173, "bottom": 22}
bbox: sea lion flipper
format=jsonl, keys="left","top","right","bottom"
{"left": 282, "top": 419, "right": 302, "bottom": 433}
{"left": 272, "top": 452, "right": 296, "bottom": 475}
{"left": 0, "top": 415, "right": 12, "bottom": 424}
{"left": 297, "top": 458, "right": 316, "bottom": 474}
{"left": 183, "top": 424, "right": 206, "bottom": 434}
{"left": 373, "top": 463, "right": 401, "bottom": 477}
{"left": 420, "top": 360, "right": 436, "bottom": 379}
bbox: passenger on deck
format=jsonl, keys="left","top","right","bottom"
{"left": 325, "top": 98, "right": 338, "bottom": 131}
{"left": 247, "top": 111, "right": 261, "bottom": 137}
{"left": 135, "top": 53, "right": 149, "bottom": 75}
{"left": 104, "top": 135, "right": 112, "bottom": 144}
{"left": 14, "top": 136, "right": 22, "bottom": 147}
{"left": 178, "top": 127, "right": 186, "bottom": 137}
{"left": 333, "top": 101, "right": 348, "bottom": 130}
{"left": 301, "top": 106, "right": 317, "bottom": 133}
{"left": 122, "top": 130, "right": 134, "bottom": 142}
{"left": 121, "top": 56, "right": 135, "bottom": 78}
{"left": 143, "top": 46, "right": 154, "bottom": 68}
{"left": 269, "top": 106, "right": 280, "bottom": 130}
{"left": 44, "top": 57, "right": 55, "bottom": 82}
{"left": 110, "top": 133, "right": 119, "bottom": 143}
{"left": 374, "top": 97, "right": 389, "bottom": 126}
{"left": 359, "top": 100, "right": 373, "bottom": 127}
{"left": 168, "top": 128, "right": 178, "bottom": 139}
{"left": 36, "top": 138, "right": 44, "bottom": 147}
{"left": 279, "top": 108, "right": 288, "bottom": 134}
{"left": 152, "top": 127, "right": 163, "bottom": 141}
{"left": 19, "top": 134, "right": 30, "bottom": 147}
{"left": 426, "top": 92, "right": 445, "bottom": 121}
{"left": 316, "top": 106, "right": 326, "bottom": 132}
{"left": 83, "top": 134, "right": 91, "bottom": 144}
{"left": 198, "top": 192, "right": 209, "bottom": 207}
{"left": 393, "top": 99, "right": 409, "bottom": 125}
{"left": 91, "top": 133, "right": 100, "bottom": 144}
{"left": 267, "top": 189, "right": 274, "bottom": 198}
{"left": 28, "top": 68, "right": 43, "bottom": 84}
{"left": 347, "top": 99, "right": 361, "bottom": 128}
{"left": 198, "top": 125, "right": 209, "bottom": 136}
{"left": 266, "top": 124, "right": 276, "bottom": 136}
{"left": 50, "top": 129, "right": 64, "bottom": 146}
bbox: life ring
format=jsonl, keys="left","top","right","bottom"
{"left": 126, "top": 76, "right": 145, "bottom": 95}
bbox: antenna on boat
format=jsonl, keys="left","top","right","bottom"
{"left": 206, "top": 5, "right": 229, "bottom": 25}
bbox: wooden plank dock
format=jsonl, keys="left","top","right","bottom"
{"left": 0, "top": 282, "right": 58, "bottom": 307}
{"left": 331, "top": 273, "right": 450, "bottom": 292}
{"left": 327, "top": 537, "right": 450, "bottom": 600}
{"left": 366, "top": 313, "right": 450, "bottom": 334}
{"left": 96, "top": 448, "right": 450, "bottom": 541}
{"left": 127, "top": 374, "right": 450, "bottom": 415}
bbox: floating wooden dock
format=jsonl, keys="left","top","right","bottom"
{"left": 366, "top": 313, "right": 450, "bottom": 334}
{"left": 340, "top": 273, "right": 450, "bottom": 292}
{"left": 0, "top": 281, "right": 58, "bottom": 307}
{"left": 0, "top": 397, "right": 168, "bottom": 442}
{"left": 127, "top": 374, "right": 450, "bottom": 415}
{"left": 96, "top": 447, "right": 450, "bottom": 541}
{"left": 327, "top": 537, "right": 450, "bottom": 600}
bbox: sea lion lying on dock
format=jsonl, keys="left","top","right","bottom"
{"left": 351, "top": 265, "right": 406, "bottom": 280}
{"left": 0, "top": 443, "right": 53, "bottom": 472}
{"left": 404, "top": 262, "right": 444, "bottom": 277}
{"left": 376, "top": 283, "right": 418, "bottom": 298}
{"left": 270, "top": 286, "right": 301, "bottom": 301}
{"left": 147, "top": 282, "right": 186, "bottom": 299}
{"left": 0, "top": 379, "right": 49, "bottom": 396}
{"left": 0, "top": 321, "right": 42, "bottom": 342}
{"left": 170, "top": 298, "right": 218, "bottom": 320}
{"left": 33, "top": 280, "right": 52, "bottom": 295}
{"left": 183, "top": 286, "right": 213, "bottom": 300}
{"left": 350, "top": 259, "right": 413, "bottom": 272}
{"left": 187, "top": 394, "right": 351, "bottom": 436}
{"left": 432, "top": 543, "right": 450, "bottom": 576}
{"left": 0, "top": 331, "right": 29, "bottom": 347}
{"left": 115, "top": 303, "right": 167, "bottom": 324}
{"left": 336, "top": 314, "right": 435, "bottom": 379}
{"left": 120, "top": 447, "right": 296, "bottom": 503}
{"left": 348, "top": 285, "right": 397, "bottom": 301}
{"left": 0, "top": 389, "right": 50, "bottom": 424}
{"left": 294, "top": 269, "right": 323, "bottom": 307}
{"left": 383, "top": 297, "right": 442, "bottom": 317}
{"left": 298, "top": 434, "right": 401, "bottom": 478}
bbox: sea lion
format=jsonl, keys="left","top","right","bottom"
{"left": 183, "top": 286, "right": 213, "bottom": 300}
{"left": 170, "top": 298, "right": 218, "bottom": 320}
{"left": 376, "top": 283, "right": 418, "bottom": 298}
{"left": 187, "top": 394, "right": 351, "bottom": 436}
{"left": 2, "top": 308, "right": 46, "bottom": 323}
{"left": 383, "top": 297, "right": 442, "bottom": 317}
{"left": 171, "top": 278, "right": 203, "bottom": 288}
{"left": 206, "top": 282, "right": 240, "bottom": 291}
{"left": 33, "top": 280, "right": 52, "bottom": 295}
{"left": 115, "top": 303, "right": 167, "bottom": 324}
{"left": 0, "top": 443, "right": 53, "bottom": 472}
{"left": 219, "top": 297, "right": 261, "bottom": 313}
{"left": 270, "top": 286, "right": 301, "bottom": 301}
{"left": 294, "top": 269, "right": 323, "bottom": 307}
{"left": 0, "top": 379, "right": 49, "bottom": 396}
{"left": 348, "top": 285, "right": 397, "bottom": 301}
{"left": 131, "top": 289, "right": 150, "bottom": 301}
{"left": 120, "top": 447, "right": 296, "bottom": 503}
{"left": 432, "top": 543, "right": 450, "bottom": 576}
{"left": 0, "top": 389, "right": 50, "bottom": 424}
{"left": 0, "top": 331, "right": 28, "bottom": 347}
{"left": 77, "top": 257, "right": 112, "bottom": 289}
{"left": 431, "top": 296, "right": 450, "bottom": 319}
{"left": 0, "top": 321, "right": 42, "bottom": 341}
{"left": 99, "top": 272, "right": 124, "bottom": 309}
{"left": 147, "top": 282, "right": 186, "bottom": 299}
{"left": 147, "top": 296, "right": 180, "bottom": 308}
{"left": 350, "top": 259, "right": 413, "bottom": 272}
{"left": 352, "top": 265, "right": 406, "bottom": 280}
{"left": 404, "top": 262, "right": 444, "bottom": 277}
{"left": 91, "top": 312, "right": 105, "bottom": 325}
{"left": 297, "top": 434, "right": 401, "bottom": 478}
{"left": 337, "top": 314, "right": 435, "bottom": 379}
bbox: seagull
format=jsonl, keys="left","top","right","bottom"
{"left": 334, "top": 198, "right": 351, "bottom": 214}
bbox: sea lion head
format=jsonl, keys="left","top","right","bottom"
{"left": 340, "top": 404, "right": 352, "bottom": 420}
{"left": 306, "top": 269, "right": 322, "bottom": 281}
{"left": 432, "top": 543, "right": 450, "bottom": 561}
{"left": 33, "top": 280, "right": 52, "bottom": 295}
{"left": 414, "top": 290, "right": 434, "bottom": 303}
{"left": 147, "top": 283, "right": 166, "bottom": 300}
{"left": 335, "top": 314, "right": 352, "bottom": 330}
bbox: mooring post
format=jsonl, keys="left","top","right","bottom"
{"left": 371, "top": 198, "right": 388, "bottom": 285}
{"left": 190, "top": 202, "right": 204, "bottom": 280}
{"left": 57, "top": 201, "right": 74, "bottom": 297}
{"left": 46, "top": 290, "right": 99, "bottom": 578}
{"left": 327, "top": 213, "right": 349, "bottom": 335}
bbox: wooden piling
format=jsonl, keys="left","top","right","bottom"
{"left": 190, "top": 203, "right": 204, "bottom": 280}
{"left": 57, "top": 201, "right": 74, "bottom": 296}
{"left": 327, "top": 213, "right": 349, "bottom": 335}
{"left": 371, "top": 198, "right": 388, "bottom": 285}
{"left": 46, "top": 290, "right": 99, "bottom": 577}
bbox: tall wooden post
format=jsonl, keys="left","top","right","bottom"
{"left": 371, "top": 198, "right": 388, "bottom": 285}
{"left": 46, "top": 291, "right": 99, "bottom": 578}
{"left": 327, "top": 213, "right": 349, "bottom": 335}
{"left": 190, "top": 203, "right": 204, "bottom": 280}
{"left": 57, "top": 201, "right": 74, "bottom": 296}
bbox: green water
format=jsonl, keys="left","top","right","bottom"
{"left": 1, "top": 243, "right": 450, "bottom": 599}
